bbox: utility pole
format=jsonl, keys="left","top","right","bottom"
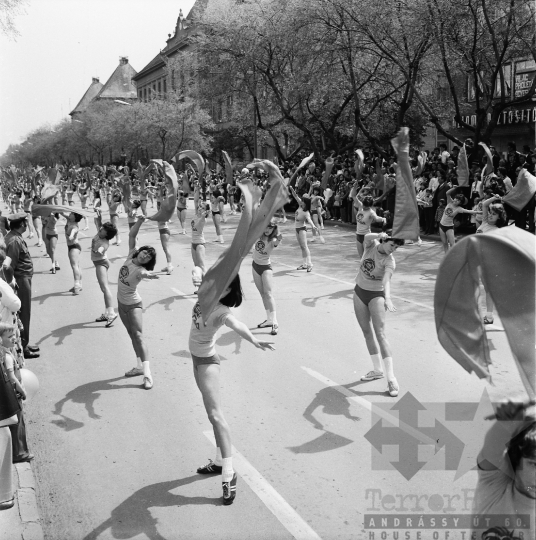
{"left": 253, "top": 66, "right": 257, "bottom": 159}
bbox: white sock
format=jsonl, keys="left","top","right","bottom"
{"left": 306, "top": 256, "right": 312, "bottom": 265}
{"left": 266, "top": 309, "right": 272, "bottom": 323}
{"left": 142, "top": 361, "right": 151, "bottom": 380}
{"left": 302, "top": 258, "right": 306, "bottom": 265}
{"left": 215, "top": 447, "right": 222, "bottom": 466}
{"left": 105, "top": 307, "right": 114, "bottom": 316}
{"left": 136, "top": 357, "right": 142, "bottom": 369}
{"left": 370, "top": 353, "right": 383, "bottom": 373}
{"left": 270, "top": 311, "right": 277, "bottom": 325}
{"left": 383, "top": 357, "right": 395, "bottom": 381}
{"left": 486, "top": 312, "right": 493, "bottom": 319}
{"left": 222, "top": 457, "right": 234, "bottom": 482}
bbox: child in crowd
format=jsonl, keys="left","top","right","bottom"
{"left": 92, "top": 222, "right": 118, "bottom": 327}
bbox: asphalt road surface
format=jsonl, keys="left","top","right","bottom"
{"left": 17, "top": 203, "right": 525, "bottom": 540}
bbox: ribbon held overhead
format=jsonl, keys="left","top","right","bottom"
{"left": 32, "top": 204, "right": 93, "bottom": 218}
{"left": 147, "top": 160, "right": 179, "bottom": 223}
{"left": 198, "top": 159, "right": 289, "bottom": 323}
{"left": 177, "top": 150, "right": 205, "bottom": 177}
{"left": 222, "top": 150, "right": 234, "bottom": 185}
{"left": 390, "top": 127, "right": 419, "bottom": 241}
{"left": 434, "top": 227, "right": 535, "bottom": 398}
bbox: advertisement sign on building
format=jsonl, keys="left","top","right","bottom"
{"left": 514, "top": 59, "right": 536, "bottom": 100}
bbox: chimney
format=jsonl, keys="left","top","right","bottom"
{"left": 92, "top": 77, "right": 100, "bottom": 84}
{"left": 119, "top": 57, "right": 129, "bottom": 65}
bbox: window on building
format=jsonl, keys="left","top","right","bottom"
{"left": 171, "top": 69, "right": 176, "bottom": 91}
{"left": 138, "top": 90, "right": 142, "bottom": 100}
{"left": 163, "top": 79, "right": 167, "bottom": 94}
{"left": 158, "top": 81, "right": 161, "bottom": 94}
{"left": 217, "top": 100, "right": 223, "bottom": 122}
{"left": 144, "top": 88, "right": 147, "bottom": 101}
{"left": 261, "top": 146, "right": 268, "bottom": 159}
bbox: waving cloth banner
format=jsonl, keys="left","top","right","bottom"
{"left": 434, "top": 227, "right": 535, "bottom": 397}
{"left": 503, "top": 168, "right": 536, "bottom": 212}
{"left": 457, "top": 144, "right": 470, "bottom": 187}
{"left": 320, "top": 157, "right": 334, "bottom": 190}
{"left": 222, "top": 150, "right": 234, "bottom": 185}
{"left": 288, "top": 153, "right": 314, "bottom": 189}
{"left": 478, "top": 142, "right": 494, "bottom": 177}
{"left": 32, "top": 204, "right": 93, "bottom": 218}
{"left": 177, "top": 150, "right": 206, "bottom": 196}
{"left": 373, "top": 157, "right": 384, "bottom": 191}
{"left": 40, "top": 167, "right": 62, "bottom": 203}
{"left": 414, "top": 151, "right": 427, "bottom": 176}
{"left": 391, "top": 127, "right": 419, "bottom": 240}
{"left": 147, "top": 160, "right": 178, "bottom": 222}
{"left": 354, "top": 150, "right": 364, "bottom": 180}
{"left": 198, "top": 160, "right": 289, "bottom": 324}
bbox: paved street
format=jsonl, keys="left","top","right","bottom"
{"left": 12, "top": 205, "right": 526, "bottom": 540}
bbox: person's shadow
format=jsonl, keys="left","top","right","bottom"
{"left": 216, "top": 331, "right": 242, "bottom": 355}
{"left": 82, "top": 475, "right": 218, "bottom": 540}
{"left": 52, "top": 376, "right": 141, "bottom": 430}
{"left": 302, "top": 288, "right": 353, "bottom": 308}
{"left": 31, "top": 291, "right": 73, "bottom": 305}
{"left": 288, "top": 380, "right": 384, "bottom": 454}
{"left": 36, "top": 321, "right": 107, "bottom": 346}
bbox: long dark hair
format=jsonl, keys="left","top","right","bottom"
{"left": 220, "top": 274, "right": 243, "bottom": 308}
{"left": 132, "top": 245, "right": 156, "bottom": 271}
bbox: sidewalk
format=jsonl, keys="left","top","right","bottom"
{"left": 0, "top": 462, "right": 44, "bottom": 540}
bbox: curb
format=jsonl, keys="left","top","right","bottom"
{"left": 15, "top": 463, "right": 44, "bottom": 540}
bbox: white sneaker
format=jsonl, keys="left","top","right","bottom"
{"left": 388, "top": 379, "right": 399, "bottom": 397}
{"left": 361, "top": 370, "right": 384, "bottom": 381}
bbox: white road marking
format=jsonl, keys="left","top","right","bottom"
{"left": 301, "top": 366, "right": 437, "bottom": 446}
{"left": 203, "top": 431, "right": 323, "bottom": 540}
{"left": 170, "top": 287, "right": 197, "bottom": 304}
{"left": 275, "top": 261, "right": 434, "bottom": 311}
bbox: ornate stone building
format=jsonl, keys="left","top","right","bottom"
{"left": 69, "top": 57, "right": 138, "bottom": 119}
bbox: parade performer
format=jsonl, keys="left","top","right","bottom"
{"left": 157, "top": 219, "right": 173, "bottom": 275}
{"left": 64, "top": 212, "right": 83, "bottom": 295}
{"left": 119, "top": 216, "right": 158, "bottom": 390}
{"left": 43, "top": 212, "right": 61, "bottom": 273}
{"left": 191, "top": 158, "right": 285, "bottom": 505}
{"left": 351, "top": 188, "right": 387, "bottom": 258}
{"left": 176, "top": 188, "right": 188, "bottom": 234}
{"left": 191, "top": 185, "right": 210, "bottom": 293}
{"left": 252, "top": 222, "right": 282, "bottom": 335}
{"left": 355, "top": 230, "right": 404, "bottom": 397}
{"left": 439, "top": 186, "right": 478, "bottom": 252}
{"left": 289, "top": 185, "right": 318, "bottom": 272}
{"left": 92, "top": 222, "right": 118, "bottom": 327}
{"left": 210, "top": 189, "right": 225, "bottom": 243}
{"left": 108, "top": 192, "right": 122, "bottom": 246}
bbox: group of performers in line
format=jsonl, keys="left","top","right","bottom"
{"left": 0, "top": 144, "right": 513, "bottom": 507}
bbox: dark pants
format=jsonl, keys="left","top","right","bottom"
{"left": 423, "top": 207, "right": 435, "bottom": 234}
{"left": 15, "top": 276, "right": 32, "bottom": 349}
{"left": 9, "top": 400, "right": 29, "bottom": 461}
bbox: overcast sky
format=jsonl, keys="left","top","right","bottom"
{"left": 0, "top": 0, "right": 197, "bottom": 155}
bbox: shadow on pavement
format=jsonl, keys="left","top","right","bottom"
{"left": 288, "top": 430, "right": 353, "bottom": 454}
{"left": 53, "top": 376, "right": 142, "bottom": 429}
{"left": 31, "top": 291, "right": 74, "bottom": 304}
{"left": 302, "top": 288, "right": 354, "bottom": 308}
{"left": 36, "top": 321, "right": 108, "bottom": 346}
{"left": 288, "top": 384, "right": 362, "bottom": 454}
{"left": 216, "top": 330, "right": 242, "bottom": 355}
{"left": 82, "top": 475, "right": 218, "bottom": 540}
